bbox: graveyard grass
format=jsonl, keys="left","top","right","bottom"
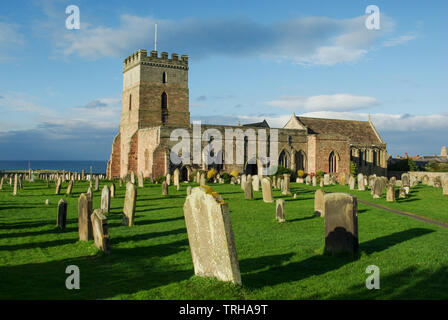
{"left": 0, "top": 180, "right": 447, "bottom": 300}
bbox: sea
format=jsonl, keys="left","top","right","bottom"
{"left": 0, "top": 161, "right": 108, "bottom": 173}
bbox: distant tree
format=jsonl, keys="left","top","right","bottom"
{"left": 408, "top": 159, "right": 418, "bottom": 171}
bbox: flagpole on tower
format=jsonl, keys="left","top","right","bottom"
{"left": 154, "top": 23, "right": 158, "bottom": 51}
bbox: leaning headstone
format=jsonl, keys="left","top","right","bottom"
{"left": 78, "top": 193, "right": 93, "bottom": 241}
{"left": 123, "top": 182, "right": 137, "bottom": 226}
{"left": 324, "top": 193, "right": 358, "bottom": 255}
{"left": 386, "top": 183, "right": 395, "bottom": 202}
{"left": 0, "top": 177, "right": 4, "bottom": 190}
{"left": 91, "top": 209, "right": 110, "bottom": 253}
{"left": 55, "top": 177, "right": 62, "bottom": 194}
{"left": 244, "top": 177, "right": 253, "bottom": 200}
{"left": 314, "top": 189, "right": 325, "bottom": 217}
{"left": 276, "top": 199, "right": 286, "bottom": 223}
{"left": 162, "top": 181, "right": 169, "bottom": 195}
{"left": 357, "top": 174, "right": 365, "bottom": 191}
{"left": 183, "top": 186, "right": 241, "bottom": 285}
{"left": 66, "top": 180, "right": 73, "bottom": 195}
{"left": 101, "top": 185, "right": 111, "bottom": 213}
{"left": 261, "top": 177, "right": 274, "bottom": 203}
{"left": 138, "top": 171, "right": 144, "bottom": 188}
{"left": 57, "top": 199, "right": 68, "bottom": 229}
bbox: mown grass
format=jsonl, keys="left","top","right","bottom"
{"left": 0, "top": 179, "right": 447, "bottom": 300}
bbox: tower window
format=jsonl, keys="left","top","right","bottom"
{"left": 163, "top": 72, "right": 167, "bottom": 84}
{"left": 161, "top": 92, "right": 168, "bottom": 124}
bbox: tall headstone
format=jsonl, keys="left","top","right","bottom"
{"left": 138, "top": 171, "right": 144, "bottom": 188}
{"left": 357, "top": 173, "right": 365, "bottom": 191}
{"left": 401, "top": 173, "right": 410, "bottom": 188}
{"left": 78, "top": 193, "right": 93, "bottom": 241}
{"left": 101, "top": 185, "right": 111, "bottom": 213}
{"left": 13, "top": 174, "right": 18, "bottom": 196}
{"left": 349, "top": 175, "right": 355, "bottom": 190}
{"left": 123, "top": 182, "right": 137, "bottom": 226}
{"left": 276, "top": 199, "right": 286, "bottom": 223}
{"left": 324, "top": 193, "right": 358, "bottom": 255}
{"left": 57, "top": 199, "right": 68, "bottom": 229}
{"left": 324, "top": 174, "right": 330, "bottom": 186}
{"left": 91, "top": 209, "right": 110, "bottom": 253}
{"left": 312, "top": 176, "right": 317, "bottom": 187}
{"left": 66, "top": 180, "right": 73, "bottom": 195}
{"left": 183, "top": 186, "right": 241, "bottom": 285}
{"left": 173, "top": 168, "right": 180, "bottom": 187}
{"left": 166, "top": 173, "right": 171, "bottom": 186}
{"left": 0, "top": 177, "right": 3, "bottom": 190}
{"left": 282, "top": 174, "right": 291, "bottom": 195}
{"left": 240, "top": 174, "right": 247, "bottom": 190}
{"left": 314, "top": 189, "right": 325, "bottom": 217}
{"left": 186, "top": 186, "right": 192, "bottom": 196}
{"left": 199, "top": 173, "right": 206, "bottom": 186}
{"left": 442, "top": 177, "right": 448, "bottom": 195}
{"left": 252, "top": 175, "right": 260, "bottom": 192}
{"left": 95, "top": 175, "right": 99, "bottom": 191}
{"left": 55, "top": 177, "right": 62, "bottom": 194}
{"left": 162, "top": 181, "right": 169, "bottom": 195}
{"left": 261, "top": 177, "right": 274, "bottom": 203}
{"left": 110, "top": 183, "right": 115, "bottom": 198}
{"left": 244, "top": 177, "right": 253, "bottom": 200}
{"left": 130, "top": 171, "right": 135, "bottom": 184}
{"left": 372, "top": 179, "right": 383, "bottom": 199}
{"left": 386, "top": 183, "right": 395, "bottom": 202}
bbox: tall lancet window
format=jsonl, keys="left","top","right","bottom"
{"left": 161, "top": 92, "right": 168, "bottom": 124}
{"left": 162, "top": 72, "right": 167, "bottom": 83}
{"left": 329, "top": 151, "right": 338, "bottom": 173}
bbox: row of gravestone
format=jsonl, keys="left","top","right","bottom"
{"left": 182, "top": 186, "right": 359, "bottom": 285}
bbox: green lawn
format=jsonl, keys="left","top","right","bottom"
{"left": 0, "top": 179, "right": 447, "bottom": 299}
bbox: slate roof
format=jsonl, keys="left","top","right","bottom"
{"left": 296, "top": 116, "right": 382, "bottom": 144}
{"left": 243, "top": 119, "right": 270, "bottom": 128}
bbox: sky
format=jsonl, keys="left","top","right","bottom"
{"left": 0, "top": 0, "right": 447, "bottom": 160}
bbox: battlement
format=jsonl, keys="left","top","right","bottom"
{"left": 123, "top": 49, "right": 188, "bottom": 72}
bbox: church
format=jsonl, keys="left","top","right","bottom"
{"left": 106, "top": 49, "right": 387, "bottom": 180}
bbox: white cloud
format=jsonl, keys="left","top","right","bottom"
{"left": 267, "top": 94, "right": 379, "bottom": 112}
{"left": 382, "top": 33, "right": 418, "bottom": 47}
{"left": 0, "top": 22, "right": 25, "bottom": 61}
{"left": 53, "top": 13, "right": 397, "bottom": 65}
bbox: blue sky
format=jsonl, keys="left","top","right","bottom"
{"left": 0, "top": 0, "right": 447, "bottom": 160}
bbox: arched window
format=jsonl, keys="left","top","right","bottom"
{"left": 329, "top": 151, "right": 338, "bottom": 173}
{"left": 161, "top": 92, "right": 168, "bottom": 124}
{"left": 373, "top": 150, "right": 378, "bottom": 166}
{"left": 279, "top": 150, "right": 288, "bottom": 168}
{"left": 296, "top": 150, "right": 306, "bottom": 171}
{"left": 129, "top": 94, "right": 132, "bottom": 111}
{"left": 162, "top": 72, "right": 167, "bottom": 84}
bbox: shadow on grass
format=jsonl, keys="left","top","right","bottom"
{"left": 241, "top": 228, "right": 434, "bottom": 289}
{"left": 0, "top": 238, "right": 192, "bottom": 299}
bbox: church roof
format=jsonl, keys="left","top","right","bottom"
{"left": 294, "top": 115, "right": 383, "bottom": 145}
{"left": 242, "top": 119, "right": 270, "bottom": 128}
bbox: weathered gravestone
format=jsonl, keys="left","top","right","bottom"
{"left": 173, "top": 168, "right": 180, "bottom": 187}
{"left": 399, "top": 187, "right": 406, "bottom": 199}
{"left": 422, "top": 175, "right": 429, "bottom": 185}
{"left": 13, "top": 174, "right": 18, "bottom": 196}
{"left": 138, "top": 171, "right": 144, "bottom": 187}
{"left": 162, "top": 181, "right": 169, "bottom": 195}
{"left": 66, "top": 180, "right": 73, "bottom": 195}
{"left": 123, "top": 182, "right": 137, "bottom": 226}
{"left": 324, "top": 193, "right": 358, "bottom": 255}
{"left": 357, "top": 174, "right": 365, "bottom": 191}
{"left": 324, "top": 174, "right": 330, "bottom": 186}
{"left": 339, "top": 173, "right": 347, "bottom": 186}
{"left": 261, "top": 177, "right": 274, "bottom": 203}
{"left": 442, "top": 177, "right": 448, "bottom": 195}
{"left": 101, "top": 185, "right": 111, "bottom": 213}
{"left": 95, "top": 175, "right": 99, "bottom": 191}
{"left": 349, "top": 175, "right": 356, "bottom": 190}
{"left": 130, "top": 171, "right": 136, "bottom": 184}
{"left": 252, "top": 175, "right": 260, "bottom": 192}
{"left": 57, "top": 199, "right": 68, "bottom": 229}
{"left": 110, "top": 183, "right": 115, "bottom": 198}
{"left": 314, "top": 189, "right": 325, "bottom": 217}
{"left": 276, "top": 199, "right": 286, "bottom": 223}
{"left": 183, "top": 186, "right": 241, "bottom": 285}
{"left": 78, "top": 193, "right": 93, "bottom": 241}
{"left": 312, "top": 176, "right": 317, "bottom": 187}
{"left": 373, "top": 179, "right": 383, "bottom": 199}
{"left": 386, "top": 183, "right": 395, "bottom": 202}
{"left": 55, "top": 177, "right": 62, "bottom": 194}
{"left": 401, "top": 173, "right": 410, "bottom": 188}
{"left": 244, "top": 177, "right": 253, "bottom": 200}
{"left": 282, "top": 174, "right": 291, "bottom": 195}
{"left": 0, "top": 177, "right": 4, "bottom": 190}
{"left": 166, "top": 173, "right": 171, "bottom": 186}
{"left": 200, "top": 173, "right": 206, "bottom": 186}
{"left": 240, "top": 174, "right": 247, "bottom": 190}
{"left": 305, "top": 175, "right": 311, "bottom": 185}
{"left": 320, "top": 179, "right": 324, "bottom": 187}
{"left": 91, "top": 209, "right": 110, "bottom": 253}
{"left": 186, "top": 186, "right": 192, "bottom": 196}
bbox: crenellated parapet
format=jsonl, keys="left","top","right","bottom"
{"left": 123, "top": 49, "right": 188, "bottom": 72}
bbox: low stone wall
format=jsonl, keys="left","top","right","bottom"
{"left": 408, "top": 171, "right": 448, "bottom": 180}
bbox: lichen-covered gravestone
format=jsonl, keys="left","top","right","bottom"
{"left": 183, "top": 186, "right": 241, "bottom": 285}
{"left": 244, "top": 177, "right": 253, "bottom": 200}
{"left": 324, "top": 193, "right": 358, "bottom": 255}
{"left": 261, "top": 177, "right": 274, "bottom": 203}
{"left": 91, "top": 209, "right": 110, "bottom": 253}
{"left": 373, "top": 179, "right": 383, "bottom": 199}
{"left": 173, "top": 168, "right": 180, "bottom": 187}
{"left": 252, "top": 175, "right": 260, "bottom": 192}
{"left": 101, "top": 185, "right": 111, "bottom": 213}
{"left": 314, "top": 189, "right": 325, "bottom": 217}
{"left": 57, "top": 198, "right": 67, "bottom": 229}
{"left": 357, "top": 174, "right": 365, "bottom": 191}
{"left": 276, "top": 199, "right": 286, "bottom": 223}
{"left": 78, "top": 193, "right": 93, "bottom": 241}
{"left": 123, "top": 182, "right": 137, "bottom": 226}
{"left": 386, "top": 183, "right": 395, "bottom": 202}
